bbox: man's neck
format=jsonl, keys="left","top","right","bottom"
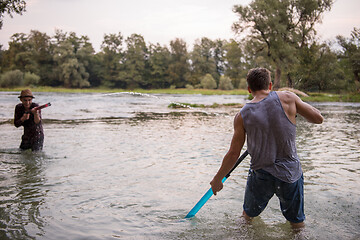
{"left": 250, "top": 90, "right": 271, "bottom": 103}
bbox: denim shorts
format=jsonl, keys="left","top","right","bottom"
{"left": 243, "top": 169, "right": 305, "bottom": 223}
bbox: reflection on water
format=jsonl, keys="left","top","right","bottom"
{"left": 0, "top": 92, "right": 359, "bottom": 239}
{"left": 296, "top": 103, "right": 360, "bottom": 240}
{"left": 0, "top": 151, "right": 47, "bottom": 239}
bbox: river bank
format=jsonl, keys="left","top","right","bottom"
{"left": 1, "top": 86, "right": 360, "bottom": 102}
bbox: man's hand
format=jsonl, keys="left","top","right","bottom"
{"left": 21, "top": 113, "right": 30, "bottom": 122}
{"left": 30, "top": 108, "right": 39, "bottom": 115}
{"left": 210, "top": 178, "right": 223, "bottom": 196}
{"left": 30, "top": 108, "right": 41, "bottom": 124}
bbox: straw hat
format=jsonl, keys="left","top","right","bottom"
{"left": 18, "top": 89, "right": 35, "bottom": 99}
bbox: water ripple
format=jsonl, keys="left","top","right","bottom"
{"left": 0, "top": 93, "right": 359, "bottom": 239}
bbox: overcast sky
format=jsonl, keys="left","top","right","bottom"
{"left": 1, "top": 0, "right": 359, "bottom": 52}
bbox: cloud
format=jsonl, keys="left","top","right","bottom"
{"left": 0, "top": 0, "right": 358, "bottom": 52}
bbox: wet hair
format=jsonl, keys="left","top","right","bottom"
{"left": 246, "top": 68, "right": 271, "bottom": 91}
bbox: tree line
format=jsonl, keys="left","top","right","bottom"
{"left": 0, "top": 0, "right": 359, "bottom": 92}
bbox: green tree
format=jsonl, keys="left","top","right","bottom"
{"left": 1, "top": 33, "right": 29, "bottom": 72}
{"left": 53, "top": 30, "right": 91, "bottom": 88}
{"left": 148, "top": 43, "right": 172, "bottom": 88}
{"left": 0, "top": 0, "right": 26, "bottom": 29}
{"left": 168, "top": 38, "right": 191, "bottom": 88}
{"left": 24, "top": 71, "right": 40, "bottom": 86}
{"left": 218, "top": 75, "right": 234, "bottom": 90}
{"left": 292, "top": 42, "right": 344, "bottom": 92}
{"left": 100, "top": 32, "right": 124, "bottom": 88}
{"left": 0, "top": 69, "right": 23, "bottom": 87}
{"left": 27, "top": 30, "right": 54, "bottom": 85}
{"left": 190, "top": 37, "right": 218, "bottom": 86}
{"left": 233, "top": 0, "right": 333, "bottom": 89}
{"left": 337, "top": 28, "right": 360, "bottom": 91}
{"left": 201, "top": 73, "right": 217, "bottom": 89}
{"left": 0, "top": 45, "right": 3, "bottom": 71}
{"left": 0, "top": 30, "right": 55, "bottom": 85}
{"left": 223, "top": 39, "right": 247, "bottom": 88}
{"left": 120, "top": 34, "right": 148, "bottom": 89}
{"left": 75, "top": 34, "right": 96, "bottom": 87}
{"left": 87, "top": 53, "right": 103, "bottom": 87}
{"left": 213, "top": 39, "right": 227, "bottom": 78}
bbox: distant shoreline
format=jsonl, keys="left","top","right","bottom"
{"left": 1, "top": 87, "right": 359, "bottom": 102}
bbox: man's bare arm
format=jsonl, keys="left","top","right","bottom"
{"left": 210, "top": 112, "right": 246, "bottom": 195}
{"left": 295, "top": 96, "right": 324, "bottom": 124}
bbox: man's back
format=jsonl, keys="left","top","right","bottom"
{"left": 240, "top": 91, "right": 301, "bottom": 183}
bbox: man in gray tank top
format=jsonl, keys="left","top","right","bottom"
{"left": 210, "top": 68, "right": 323, "bottom": 229}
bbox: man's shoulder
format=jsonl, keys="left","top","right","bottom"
{"left": 15, "top": 103, "right": 23, "bottom": 109}
{"left": 240, "top": 102, "right": 251, "bottom": 114}
{"left": 275, "top": 90, "right": 296, "bottom": 97}
{"left": 275, "top": 91, "right": 298, "bottom": 102}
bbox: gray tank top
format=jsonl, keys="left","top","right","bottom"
{"left": 240, "top": 91, "right": 302, "bottom": 183}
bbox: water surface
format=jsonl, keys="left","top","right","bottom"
{"left": 0, "top": 92, "right": 359, "bottom": 239}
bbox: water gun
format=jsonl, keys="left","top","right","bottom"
{"left": 26, "top": 102, "right": 51, "bottom": 113}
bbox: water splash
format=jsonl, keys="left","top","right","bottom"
{"left": 101, "top": 91, "right": 224, "bottom": 116}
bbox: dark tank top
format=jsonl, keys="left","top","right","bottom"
{"left": 240, "top": 91, "right": 302, "bottom": 183}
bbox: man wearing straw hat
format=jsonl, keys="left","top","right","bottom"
{"left": 14, "top": 89, "right": 44, "bottom": 151}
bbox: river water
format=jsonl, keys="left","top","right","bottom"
{"left": 0, "top": 91, "right": 359, "bottom": 240}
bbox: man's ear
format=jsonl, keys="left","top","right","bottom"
{"left": 248, "top": 86, "right": 252, "bottom": 93}
{"left": 269, "top": 82, "right": 272, "bottom": 90}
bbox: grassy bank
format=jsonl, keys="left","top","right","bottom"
{"left": 1, "top": 87, "right": 359, "bottom": 102}
{"left": 302, "top": 92, "right": 360, "bottom": 102}
{"left": 0, "top": 86, "right": 249, "bottom": 95}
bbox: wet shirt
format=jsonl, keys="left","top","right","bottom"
{"left": 14, "top": 103, "right": 44, "bottom": 147}
{"left": 240, "top": 91, "right": 302, "bottom": 183}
